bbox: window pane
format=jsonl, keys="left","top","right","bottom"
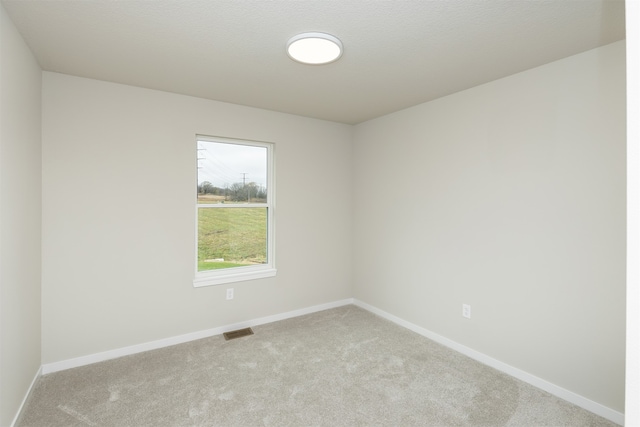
{"left": 198, "top": 207, "right": 267, "bottom": 271}
{"left": 197, "top": 141, "right": 267, "bottom": 204}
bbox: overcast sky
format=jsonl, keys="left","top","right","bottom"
{"left": 197, "top": 140, "right": 267, "bottom": 188}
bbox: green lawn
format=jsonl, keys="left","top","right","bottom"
{"left": 198, "top": 207, "right": 267, "bottom": 271}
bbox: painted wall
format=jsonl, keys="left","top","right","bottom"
{"left": 353, "top": 41, "right": 626, "bottom": 412}
{"left": 41, "top": 72, "right": 353, "bottom": 364}
{"left": 0, "top": 4, "right": 42, "bottom": 425}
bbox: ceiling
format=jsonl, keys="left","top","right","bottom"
{"left": 2, "top": 0, "right": 626, "bottom": 125}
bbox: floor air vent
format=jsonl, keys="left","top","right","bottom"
{"left": 223, "top": 327, "right": 254, "bottom": 340}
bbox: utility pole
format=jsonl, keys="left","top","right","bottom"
{"left": 241, "top": 173, "right": 249, "bottom": 202}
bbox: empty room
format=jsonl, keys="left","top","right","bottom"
{"left": 1, "top": 0, "right": 639, "bottom": 426}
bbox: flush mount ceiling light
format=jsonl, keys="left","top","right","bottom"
{"left": 286, "top": 32, "right": 343, "bottom": 65}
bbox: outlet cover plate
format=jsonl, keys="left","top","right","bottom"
{"left": 462, "top": 304, "right": 471, "bottom": 319}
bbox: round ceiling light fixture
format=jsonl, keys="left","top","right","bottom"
{"left": 286, "top": 32, "right": 343, "bottom": 65}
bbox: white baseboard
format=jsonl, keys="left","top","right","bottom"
{"left": 352, "top": 299, "right": 624, "bottom": 426}
{"left": 39, "top": 297, "right": 623, "bottom": 425}
{"left": 41, "top": 298, "right": 354, "bottom": 375}
{"left": 11, "top": 365, "right": 42, "bottom": 427}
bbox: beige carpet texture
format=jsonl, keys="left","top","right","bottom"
{"left": 18, "top": 305, "right": 616, "bottom": 426}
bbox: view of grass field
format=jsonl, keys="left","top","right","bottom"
{"left": 197, "top": 207, "right": 267, "bottom": 271}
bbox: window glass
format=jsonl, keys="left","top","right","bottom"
{"left": 197, "top": 142, "right": 267, "bottom": 205}
{"left": 197, "top": 207, "right": 267, "bottom": 271}
{"left": 195, "top": 136, "right": 275, "bottom": 286}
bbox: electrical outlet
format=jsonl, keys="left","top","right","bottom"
{"left": 226, "top": 288, "right": 234, "bottom": 300}
{"left": 462, "top": 304, "right": 471, "bottom": 319}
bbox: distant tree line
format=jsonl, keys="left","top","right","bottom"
{"left": 198, "top": 181, "right": 267, "bottom": 202}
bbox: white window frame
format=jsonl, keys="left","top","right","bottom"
{"left": 193, "top": 135, "right": 276, "bottom": 287}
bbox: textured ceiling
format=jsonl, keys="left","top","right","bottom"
{"left": 2, "top": 0, "right": 626, "bottom": 124}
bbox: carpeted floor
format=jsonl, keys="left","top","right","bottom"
{"left": 18, "top": 305, "right": 617, "bottom": 426}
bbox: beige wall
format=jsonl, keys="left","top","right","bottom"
{"left": 0, "top": 4, "right": 42, "bottom": 425}
{"left": 353, "top": 41, "right": 626, "bottom": 411}
{"left": 41, "top": 72, "right": 353, "bottom": 364}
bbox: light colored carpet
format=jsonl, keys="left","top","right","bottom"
{"left": 18, "top": 305, "right": 616, "bottom": 426}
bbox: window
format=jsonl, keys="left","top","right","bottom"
{"left": 194, "top": 136, "right": 275, "bottom": 287}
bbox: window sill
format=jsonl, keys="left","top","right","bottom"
{"left": 193, "top": 267, "right": 277, "bottom": 287}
